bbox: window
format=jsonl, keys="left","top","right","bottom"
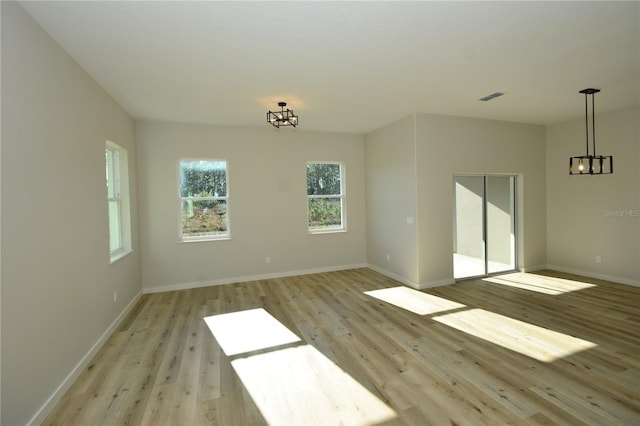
{"left": 179, "top": 160, "right": 229, "bottom": 242}
{"left": 105, "top": 141, "right": 132, "bottom": 262}
{"left": 307, "top": 162, "right": 345, "bottom": 233}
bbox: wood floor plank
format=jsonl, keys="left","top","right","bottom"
{"left": 43, "top": 268, "right": 640, "bottom": 425}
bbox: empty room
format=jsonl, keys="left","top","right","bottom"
{"left": 1, "top": 1, "right": 639, "bottom": 425}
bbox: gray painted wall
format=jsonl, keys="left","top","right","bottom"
{"left": 1, "top": 2, "right": 141, "bottom": 424}
{"left": 136, "top": 121, "right": 367, "bottom": 292}
{"left": 546, "top": 106, "right": 639, "bottom": 285}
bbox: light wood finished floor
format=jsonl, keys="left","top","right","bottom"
{"left": 44, "top": 268, "right": 639, "bottom": 425}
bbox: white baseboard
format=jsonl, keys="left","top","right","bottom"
{"left": 365, "top": 264, "right": 456, "bottom": 290}
{"left": 27, "top": 290, "right": 143, "bottom": 426}
{"left": 520, "top": 264, "right": 548, "bottom": 273}
{"left": 147, "top": 263, "right": 457, "bottom": 295}
{"left": 365, "top": 264, "right": 420, "bottom": 289}
{"left": 418, "top": 277, "right": 455, "bottom": 289}
{"left": 365, "top": 263, "right": 639, "bottom": 290}
{"left": 142, "top": 263, "right": 369, "bottom": 294}
{"left": 545, "top": 264, "right": 640, "bottom": 287}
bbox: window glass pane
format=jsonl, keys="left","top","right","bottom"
{"left": 453, "top": 176, "right": 485, "bottom": 279}
{"left": 108, "top": 200, "right": 121, "bottom": 252}
{"left": 486, "top": 176, "right": 516, "bottom": 274}
{"left": 106, "top": 141, "right": 132, "bottom": 261}
{"left": 308, "top": 197, "right": 342, "bottom": 229}
{"left": 106, "top": 149, "right": 116, "bottom": 199}
{"left": 182, "top": 199, "right": 228, "bottom": 238}
{"left": 453, "top": 175, "right": 517, "bottom": 279}
{"left": 307, "top": 163, "right": 341, "bottom": 195}
{"left": 180, "top": 160, "right": 227, "bottom": 197}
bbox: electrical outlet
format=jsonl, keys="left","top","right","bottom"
{"left": 113, "top": 292, "right": 118, "bottom": 303}
{"left": 386, "top": 253, "right": 391, "bottom": 262}
{"left": 595, "top": 255, "right": 601, "bottom": 264}
{"left": 266, "top": 256, "right": 271, "bottom": 264}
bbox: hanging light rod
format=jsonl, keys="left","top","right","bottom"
{"left": 479, "top": 92, "right": 504, "bottom": 102}
{"left": 266, "top": 101, "right": 298, "bottom": 128}
{"left": 569, "top": 88, "right": 613, "bottom": 175}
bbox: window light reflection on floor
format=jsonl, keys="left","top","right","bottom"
{"left": 204, "top": 308, "right": 398, "bottom": 425}
{"left": 203, "top": 308, "right": 301, "bottom": 356}
{"left": 482, "top": 272, "right": 596, "bottom": 295}
{"left": 433, "top": 308, "right": 597, "bottom": 362}
{"left": 365, "top": 286, "right": 466, "bottom": 315}
{"left": 232, "top": 344, "right": 398, "bottom": 425}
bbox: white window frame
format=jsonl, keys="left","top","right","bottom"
{"left": 178, "top": 159, "right": 230, "bottom": 243}
{"left": 106, "top": 141, "right": 132, "bottom": 263}
{"left": 306, "top": 161, "right": 347, "bottom": 234}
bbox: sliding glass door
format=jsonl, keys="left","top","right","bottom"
{"left": 453, "top": 175, "right": 516, "bottom": 279}
{"left": 453, "top": 176, "right": 485, "bottom": 278}
{"left": 485, "top": 176, "right": 516, "bottom": 274}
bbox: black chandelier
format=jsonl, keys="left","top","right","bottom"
{"left": 266, "top": 102, "right": 298, "bottom": 128}
{"left": 569, "top": 88, "right": 613, "bottom": 175}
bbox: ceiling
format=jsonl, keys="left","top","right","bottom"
{"left": 19, "top": 1, "right": 640, "bottom": 134}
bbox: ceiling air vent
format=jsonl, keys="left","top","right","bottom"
{"left": 479, "top": 92, "right": 504, "bottom": 102}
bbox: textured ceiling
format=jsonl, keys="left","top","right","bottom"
{"left": 19, "top": 1, "right": 640, "bottom": 134}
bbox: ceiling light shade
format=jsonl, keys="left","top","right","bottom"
{"left": 569, "top": 88, "right": 613, "bottom": 175}
{"left": 267, "top": 102, "right": 298, "bottom": 128}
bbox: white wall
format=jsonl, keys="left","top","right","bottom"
{"left": 1, "top": 2, "right": 635, "bottom": 423}
{"left": 1, "top": 2, "right": 141, "bottom": 424}
{"left": 364, "top": 115, "right": 419, "bottom": 285}
{"left": 365, "top": 112, "right": 546, "bottom": 288}
{"left": 453, "top": 176, "right": 485, "bottom": 259}
{"left": 136, "top": 121, "right": 366, "bottom": 292}
{"left": 546, "top": 106, "right": 639, "bottom": 285}
{"left": 416, "top": 113, "right": 547, "bottom": 287}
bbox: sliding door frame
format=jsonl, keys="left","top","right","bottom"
{"left": 453, "top": 174, "right": 518, "bottom": 281}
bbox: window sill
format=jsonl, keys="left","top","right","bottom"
{"left": 179, "top": 236, "right": 231, "bottom": 244}
{"left": 110, "top": 249, "right": 133, "bottom": 264}
{"left": 308, "top": 228, "right": 347, "bottom": 235}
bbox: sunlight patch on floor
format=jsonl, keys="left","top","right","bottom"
{"left": 205, "top": 308, "right": 397, "bottom": 425}
{"left": 365, "top": 286, "right": 466, "bottom": 315}
{"left": 433, "top": 308, "right": 597, "bottom": 362}
{"left": 232, "top": 344, "right": 398, "bottom": 425}
{"left": 203, "top": 308, "right": 301, "bottom": 356}
{"left": 482, "top": 273, "right": 597, "bottom": 295}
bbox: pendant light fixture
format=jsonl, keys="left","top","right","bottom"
{"left": 266, "top": 102, "right": 298, "bottom": 128}
{"left": 569, "top": 88, "right": 613, "bottom": 175}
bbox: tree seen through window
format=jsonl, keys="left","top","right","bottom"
{"left": 307, "top": 162, "right": 345, "bottom": 231}
{"left": 180, "top": 160, "right": 229, "bottom": 240}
